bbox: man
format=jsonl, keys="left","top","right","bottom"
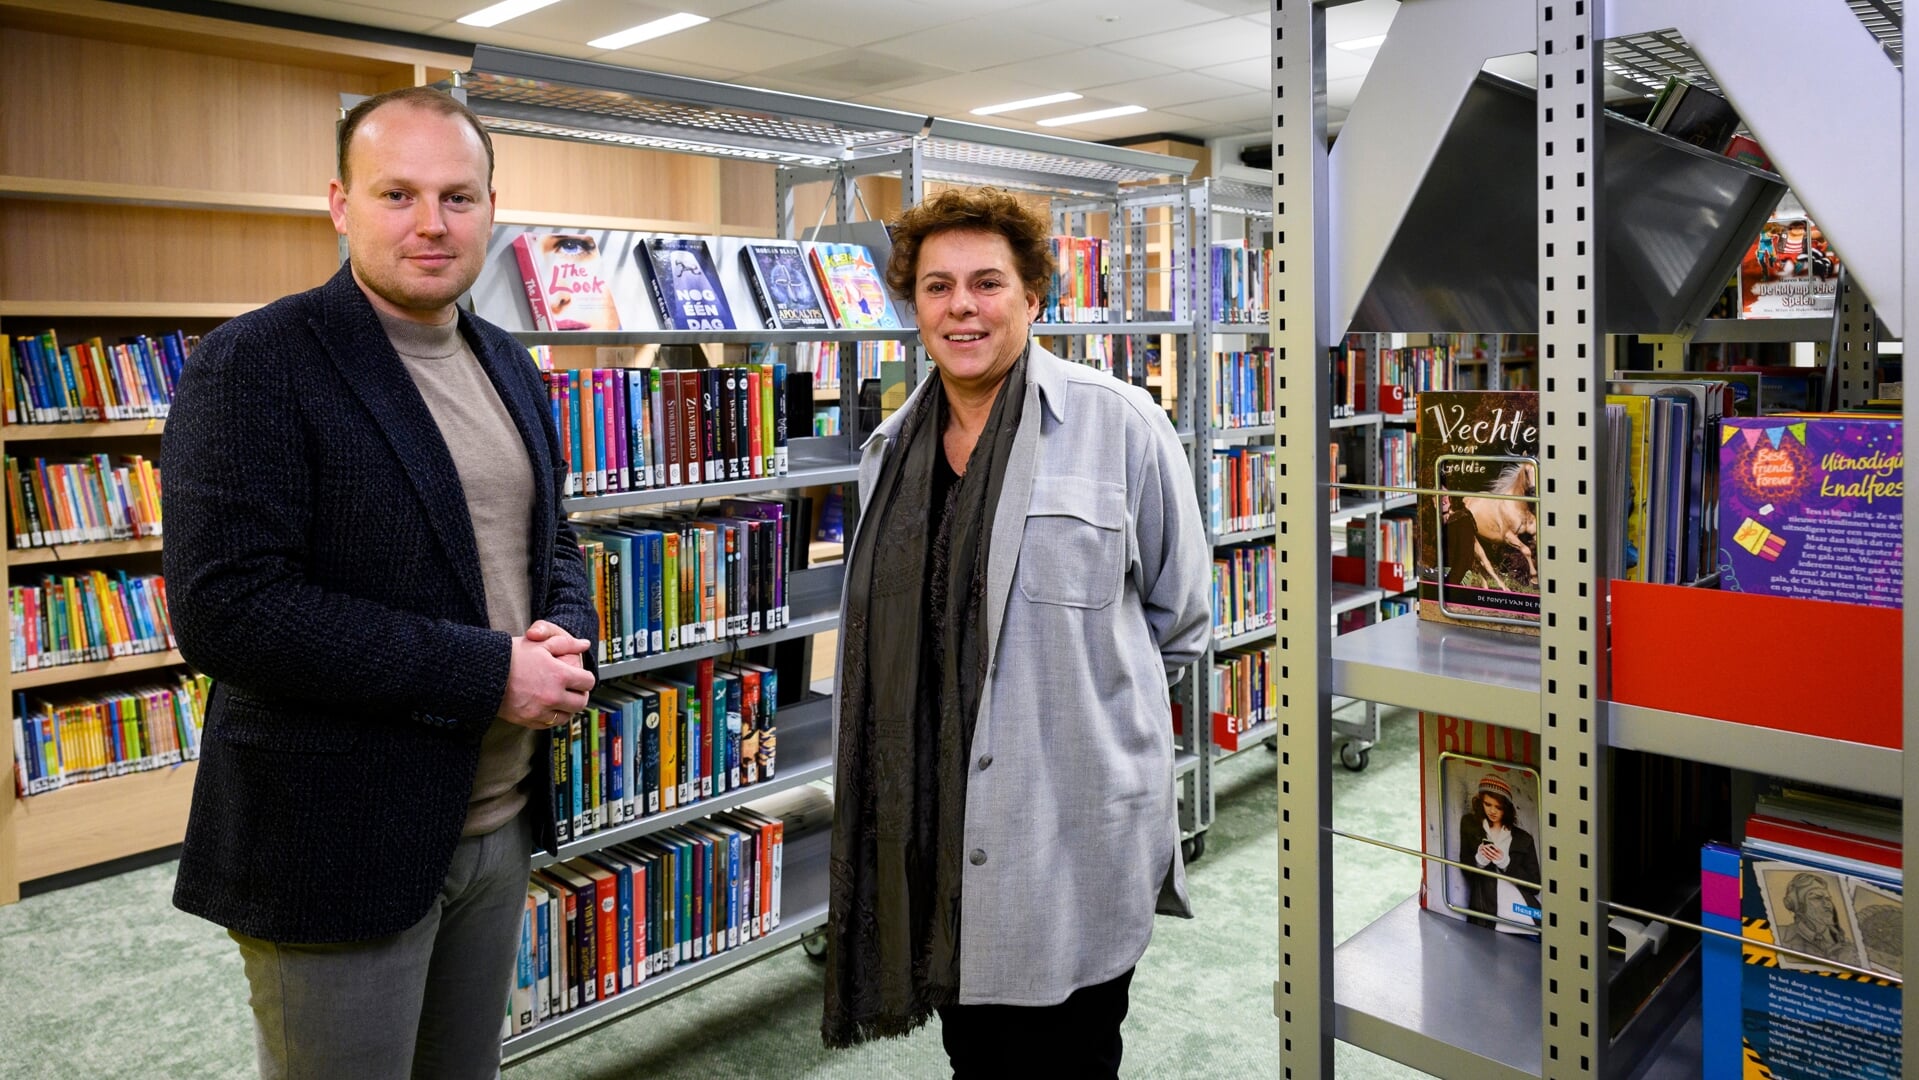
{"left": 163, "top": 86, "right": 598, "bottom": 1079}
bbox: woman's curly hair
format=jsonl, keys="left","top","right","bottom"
{"left": 884, "top": 187, "right": 1055, "bottom": 303}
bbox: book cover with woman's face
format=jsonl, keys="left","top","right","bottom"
{"left": 528, "top": 233, "right": 624, "bottom": 331}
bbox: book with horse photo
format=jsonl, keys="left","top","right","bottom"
{"left": 1415, "top": 390, "right": 1541, "bottom": 634}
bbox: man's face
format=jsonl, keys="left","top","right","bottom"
{"left": 329, "top": 103, "right": 495, "bottom": 324}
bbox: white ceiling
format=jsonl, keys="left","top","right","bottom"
{"left": 230, "top": 0, "right": 1412, "bottom": 143}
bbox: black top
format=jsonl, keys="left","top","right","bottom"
{"left": 163, "top": 265, "right": 599, "bottom": 944}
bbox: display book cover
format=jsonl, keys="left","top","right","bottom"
{"left": 1609, "top": 377, "right": 1731, "bottom": 587}
{"left": 1414, "top": 390, "right": 1540, "bottom": 634}
{"left": 1738, "top": 212, "right": 1843, "bottom": 319}
{"left": 739, "top": 243, "right": 829, "bottom": 330}
{"left": 1416, "top": 713, "right": 1541, "bottom": 937}
{"left": 640, "top": 238, "right": 738, "bottom": 331}
{"left": 806, "top": 242, "right": 902, "bottom": 330}
{"left": 1717, "top": 413, "right": 1902, "bottom": 610}
{"left": 1700, "top": 816, "right": 1902, "bottom": 1080}
{"left": 511, "top": 233, "right": 624, "bottom": 332}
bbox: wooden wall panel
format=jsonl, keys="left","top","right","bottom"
{"left": 718, "top": 159, "right": 777, "bottom": 234}
{"left": 491, "top": 133, "right": 721, "bottom": 230}
{"left": 0, "top": 203, "right": 339, "bottom": 304}
{"left": 0, "top": 28, "right": 387, "bottom": 197}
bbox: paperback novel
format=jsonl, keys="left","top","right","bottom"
{"left": 739, "top": 243, "right": 828, "bottom": 330}
{"left": 511, "top": 233, "right": 624, "bottom": 332}
{"left": 641, "top": 238, "right": 737, "bottom": 331}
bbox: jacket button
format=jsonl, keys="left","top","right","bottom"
{"left": 977, "top": 754, "right": 993, "bottom": 771}
{"left": 969, "top": 849, "right": 987, "bottom": 866}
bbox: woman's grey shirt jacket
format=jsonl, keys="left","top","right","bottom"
{"left": 838, "top": 341, "right": 1212, "bottom": 1007}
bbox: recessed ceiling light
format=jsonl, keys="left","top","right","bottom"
{"left": 457, "top": 0, "right": 561, "bottom": 28}
{"left": 971, "top": 92, "right": 1083, "bottom": 117}
{"left": 1333, "top": 34, "right": 1388, "bottom": 51}
{"left": 589, "top": 12, "right": 709, "bottom": 50}
{"left": 1037, "top": 104, "right": 1147, "bottom": 127}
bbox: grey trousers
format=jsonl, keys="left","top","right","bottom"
{"left": 231, "top": 812, "right": 534, "bottom": 1080}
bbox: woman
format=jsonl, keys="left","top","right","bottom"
{"left": 1457, "top": 774, "right": 1542, "bottom": 932}
{"left": 823, "top": 187, "right": 1211, "bottom": 1077}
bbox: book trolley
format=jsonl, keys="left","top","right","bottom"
{"left": 1269, "top": 1, "right": 1913, "bottom": 1077}
{"left": 446, "top": 45, "right": 1197, "bottom": 1060}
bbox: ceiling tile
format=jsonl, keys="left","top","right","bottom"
{"left": 522, "top": 0, "right": 685, "bottom": 45}
{"left": 1189, "top": 0, "right": 1268, "bottom": 14}
{"left": 612, "top": 20, "right": 841, "bottom": 71}
{"left": 1082, "top": 70, "right": 1246, "bottom": 110}
{"left": 974, "top": 46, "right": 1175, "bottom": 93}
{"left": 1162, "top": 92, "right": 1269, "bottom": 125}
{"left": 1325, "top": 75, "right": 1369, "bottom": 111}
{"left": 879, "top": 72, "right": 1064, "bottom": 115}
{"left": 1104, "top": 16, "right": 1269, "bottom": 68}
{"left": 590, "top": 54, "right": 744, "bottom": 82}
{"left": 867, "top": 14, "right": 1080, "bottom": 69}
{"left": 1197, "top": 56, "right": 1271, "bottom": 90}
{"left": 241, "top": 0, "right": 447, "bottom": 32}
{"left": 1180, "top": 119, "right": 1267, "bottom": 139}
{"left": 757, "top": 48, "right": 960, "bottom": 97}
{"left": 1016, "top": 0, "right": 1240, "bottom": 47}
{"left": 435, "top": 23, "right": 607, "bottom": 59}
{"left": 1035, "top": 109, "right": 1174, "bottom": 141}
{"left": 725, "top": 0, "right": 961, "bottom": 48}
{"left": 331, "top": 0, "right": 484, "bottom": 22}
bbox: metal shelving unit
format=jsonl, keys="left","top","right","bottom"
{"left": 453, "top": 45, "right": 1198, "bottom": 1060}
{"left": 1273, "top": 1, "right": 1912, "bottom": 1077}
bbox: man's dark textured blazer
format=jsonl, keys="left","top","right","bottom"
{"left": 163, "top": 264, "right": 597, "bottom": 945}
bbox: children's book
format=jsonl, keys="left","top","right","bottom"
{"left": 805, "top": 243, "right": 901, "bottom": 330}
{"left": 1718, "top": 414, "right": 1902, "bottom": 609}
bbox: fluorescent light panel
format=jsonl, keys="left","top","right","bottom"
{"left": 457, "top": 0, "right": 561, "bottom": 28}
{"left": 971, "top": 92, "right": 1082, "bottom": 117}
{"left": 589, "top": 12, "right": 709, "bottom": 50}
{"left": 1333, "top": 34, "right": 1387, "bottom": 50}
{"left": 1037, "top": 104, "right": 1146, "bottom": 127}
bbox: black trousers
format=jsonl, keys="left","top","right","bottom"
{"left": 936, "top": 967, "right": 1135, "bottom": 1079}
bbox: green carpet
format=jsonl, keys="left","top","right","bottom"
{"left": 0, "top": 705, "right": 1432, "bottom": 1079}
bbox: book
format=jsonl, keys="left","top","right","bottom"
{"left": 739, "top": 243, "right": 829, "bottom": 330}
{"left": 1414, "top": 390, "right": 1540, "bottom": 633}
{"left": 1718, "top": 414, "right": 1902, "bottom": 609}
{"left": 1739, "top": 214, "right": 1842, "bottom": 319}
{"left": 1417, "top": 712, "right": 1542, "bottom": 937}
{"left": 511, "top": 233, "right": 624, "bottom": 332}
{"left": 1647, "top": 76, "right": 1741, "bottom": 154}
{"left": 640, "top": 238, "right": 737, "bottom": 331}
{"left": 805, "top": 243, "right": 901, "bottom": 330}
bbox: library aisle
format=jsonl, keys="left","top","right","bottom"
{"left": 0, "top": 708, "right": 1426, "bottom": 1079}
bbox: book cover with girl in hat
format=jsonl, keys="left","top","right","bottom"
{"left": 1418, "top": 712, "right": 1542, "bottom": 937}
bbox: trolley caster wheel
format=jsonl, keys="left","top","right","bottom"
{"left": 802, "top": 929, "right": 827, "bottom": 962}
{"left": 1265, "top": 740, "right": 1279, "bottom": 753}
{"left": 1181, "top": 834, "right": 1207, "bottom": 864}
{"left": 1338, "top": 742, "right": 1371, "bottom": 772}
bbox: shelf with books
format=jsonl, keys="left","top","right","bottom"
{"left": 1215, "top": 623, "right": 1276, "bottom": 653}
{"left": 10, "top": 648, "right": 185, "bottom": 691}
{"left": 513, "top": 328, "right": 920, "bottom": 348}
{"left": 1210, "top": 424, "right": 1274, "bottom": 444}
{"left": 1330, "top": 584, "right": 1386, "bottom": 617}
{"left": 1030, "top": 321, "right": 1192, "bottom": 337}
{"left": 1329, "top": 617, "right": 1538, "bottom": 732}
{"left": 7, "top": 537, "right": 164, "bottom": 566}
{"left": 1, "top": 420, "right": 164, "bottom": 442}
{"left": 595, "top": 607, "right": 839, "bottom": 683}
{"left": 562, "top": 462, "right": 858, "bottom": 514}
{"left": 530, "top": 690, "right": 832, "bottom": 872}
{"left": 1215, "top": 322, "right": 1272, "bottom": 336}
{"left": 1328, "top": 412, "right": 1384, "bottom": 430}
{"left": 1606, "top": 702, "right": 1901, "bottom": 800}
{"left": 1689, "top": 316, "right": 1833, "bottom": 344}
{"left": 0, "top": 302, "right": 258, "bottom": 320}
{"left": 8, "top": 758, "right": 199, "bottom": 885}
{"left": 1214, "top": 525, "right": 1276, "bottom": 548}
{"left": 502, "top": 826, "right": 830, "bottom": 1063}
{"left": 1210, "top": 720, "right": 1277, "bottom": 762}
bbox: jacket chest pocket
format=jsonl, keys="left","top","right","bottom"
{"left": 1018, "top": 476, "right": 1126, "bottom": 609}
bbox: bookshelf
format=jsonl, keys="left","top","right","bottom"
{"left": 1271, "top": 2, "right": 1910, "bottom": 1078}
{"left": 449, "top": 45, "right": 1196, "bottom": 1059}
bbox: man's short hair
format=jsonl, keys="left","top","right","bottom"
{"left": 337, "top": 86, "right": 496, "bottom": 190}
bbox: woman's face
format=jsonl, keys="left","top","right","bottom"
{"left": 1480, "top": 794, "right": 1505, "bottom": 826}
{"left": 914, "top": 228, "right": 1040, "bottom": 399}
